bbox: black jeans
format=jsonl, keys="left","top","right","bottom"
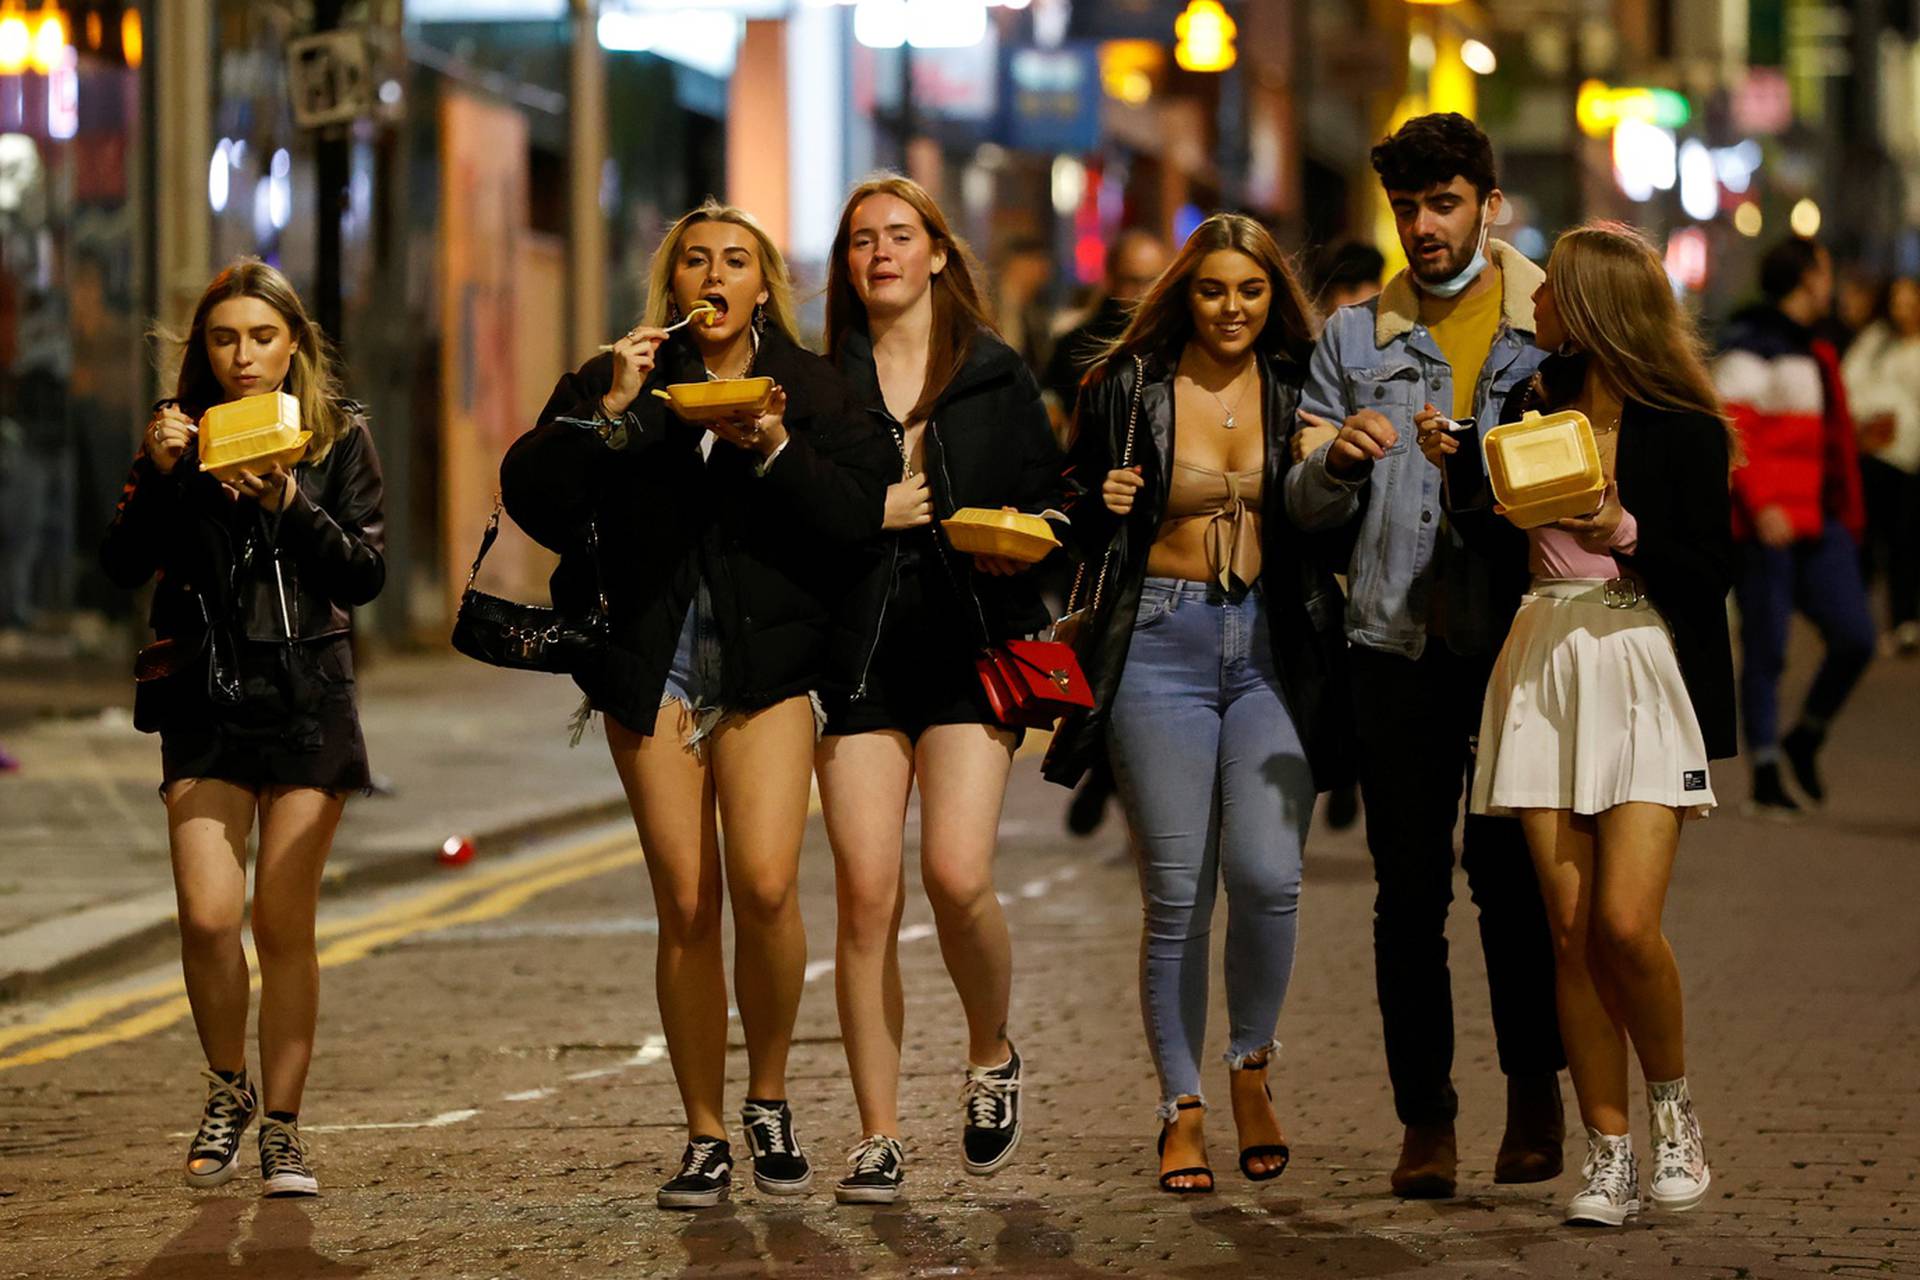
{"left": 1350, "top": 642, "right": 1565, "bottom": 1128}
{"left": 1861, "top": 456, "right": 1920, "bottom": 628}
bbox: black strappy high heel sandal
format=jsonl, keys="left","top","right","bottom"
{"left": 1156, "top": 1098, "right": 1214, "bottom": 1195}
{"left": 1234, "top": 1057, "right": 1291, "bottom": 1182}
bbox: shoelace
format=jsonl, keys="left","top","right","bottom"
{"left": 681, "top": 1139, "right": 726, "bottom": 1179}
{"left": 191, "top": 1070, "right": 253, "bottom": 1158}
{"left": 960, "top": 1069, "right": 1019, "bottom": 1129}
{"left": 1580, "top": 1139, "right": 1635, "bottom": 1202}
{"left": 1650, "top": 1099, "right": 1697, "bottom": 1178}
{"left": 847, "top": 1135, "right": 902, "bottom": 1175}
{"left": 258, "top": 1119, "right": 308, "bottom": 1176}
{"left": 742, "top": 1103, "right": 791, "bottom": 1157}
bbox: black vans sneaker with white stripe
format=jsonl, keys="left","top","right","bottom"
{"left": 657, "top": 1137, "right": 733, "bottom": 1209}
{"left": 740, "top": 1099, "right": 813, "bottom": 1195}
{"left": 835, "top": 1134, "right": 906, "bottom": 1205}
{"left": 961, "top": 1046, "right": 1022, "bottom": 1175}
{"left": 185, "top": 1068, "right": 257, "bottom": 1188}
{"left": 258, "top": 1117, "right": 318, "bottom": 1198}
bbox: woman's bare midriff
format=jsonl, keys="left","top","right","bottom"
{"left": 1143, "top": 512, "right": 1261, "bottom": 583}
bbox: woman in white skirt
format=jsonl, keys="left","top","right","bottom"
{"left": 1419, "top": 222, "right": 1737, "bottom": 1228}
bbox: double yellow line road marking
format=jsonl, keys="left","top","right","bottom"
{"left": 0, "top": 733, "right": 1052, "bottom": 1074}
{"left": 0, "top": 828, "right": 645, "bottom": 1073}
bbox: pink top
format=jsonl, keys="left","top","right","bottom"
{"left": 1528, "top": 509, "right": 1640, "bottom": 579}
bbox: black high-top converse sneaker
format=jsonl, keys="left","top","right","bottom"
{"left": 185, "top": 1069, "right": 257, "bottom": 1188}
{"left": 258, "top": 1117, "right": 318, "bottom": 1198}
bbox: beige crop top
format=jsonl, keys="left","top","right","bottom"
{"left": 1166, "top": 461, "right": 1264, "bottom": 589}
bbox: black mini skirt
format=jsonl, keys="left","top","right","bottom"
{"left": 158, "top": 635, "right": 371, "bottom": 797}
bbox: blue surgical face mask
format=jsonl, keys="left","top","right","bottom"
{"left": 1413, "top": 200, "right": 1493, "bottom": 299}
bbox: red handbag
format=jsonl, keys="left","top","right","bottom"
{"left": 974, "top": 638, "right": 1094, "bottom": 730}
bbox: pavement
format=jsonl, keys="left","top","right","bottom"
{"left": 0, "top": 624, "right": 1915, "bottom": 1276}
{"left": 0, "top": 651, "right": 628, "bottom": 998}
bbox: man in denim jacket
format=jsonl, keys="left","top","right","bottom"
{"left": 1286, "top": 114, "right": 1566, "bottom": 1199}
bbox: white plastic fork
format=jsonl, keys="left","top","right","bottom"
{"left": 598, "top": 302, "right": 719, "bottom": 351}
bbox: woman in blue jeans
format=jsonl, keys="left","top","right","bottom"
{"left": 1046, "top": 215, "right": 1352, "bottom": 1194}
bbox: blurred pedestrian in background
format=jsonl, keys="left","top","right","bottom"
{"left": 502, "top": 200, "right": 893, "bottom": 1210}
{"left": 1047, "top": 213, "right": 1350, "bottom": 1195}
{"left": 102, "top": 258, "right": 386, "bottom": 1199}
{"left": 1423, "top": 222, "right": 1734, "bottom": 1228}
{"left": 0, "top": 287, "right": 73, "bottom": 633}
{"left": 995, "top": 233, "right": 1056, "bottom": 379}
{"left": 1312, "top": 240, "right": 1388, "bottom": 315}
{"left": 817, "top": 174, "right": 1061, "bottom": 1204}
{"left": 1043, "top": 228, "right": 1172, "bottom": 426}
{"left": 1300, "top": 239, "right": 1387, "bottom": 834}
{"left": 1840, "top": 274, "right": 1920, "bottom": 656}
{"left": 1714, "top": 238, "right": 1875, "bottom": 814}
{"left": 1288, "top": 113, "right": 1567, "bottom": 1201}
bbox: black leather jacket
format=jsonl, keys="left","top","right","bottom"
{"left": 1044, "top": 347, "right": 1355, "bottom": 791}
{"left": 101, "top": 407, "right": 387, "bottom": 646}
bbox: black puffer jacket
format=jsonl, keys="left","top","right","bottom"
{"left": 827, "top": 328, "right": 1066, "bottom": 693}
{"left": 501, "top": 326, "right": 893, "bottom": 734}
{"left": 1043, "top": 348, "right": 1355, "bottom": 791}
{"left": 101, "top": 405, "right": 386, "bottom": 645}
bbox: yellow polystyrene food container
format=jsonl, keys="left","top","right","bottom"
{"left": 942, "top": 508, "right": 1060, "bottom": 563}
{"left": 198, "top": 391, "right": 311, "bottom": 483}
{"left": 652, "top": 377, "right": 775, "bottom": 423}
{"left": 1484, "top": 408, "right": 1607, "bottom": 529}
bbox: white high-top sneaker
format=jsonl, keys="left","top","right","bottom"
{"left": 1647, "top": 1077, "right": 1711, "bottom": 1210}
{"left": 1566, "top": 1128, "right": 1639, "bottom": 1227}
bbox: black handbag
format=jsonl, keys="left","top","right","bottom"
{"left": 451, "top": 498, "right": 610, "bottom": 674}
{"left": 131, "top": 592, "right": 241, "bottom": 734}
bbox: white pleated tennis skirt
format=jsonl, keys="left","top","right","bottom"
{"left": 1470, "top": 579, "right": 1716, "bottom": 819}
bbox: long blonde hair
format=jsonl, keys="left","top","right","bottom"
{"left": 1096, "top": 213, "right": 1315, "bottom": 374}
{"left": 1545, "top": 222, "right": 1734, "bottom": 450}
{"left": 163, "top": 257, "right": 351, "bottom": 462}
{"left": 644, "top": 199, "right": 800, "bottom": 342}
{"left": 824, "top": 174, "right": 1000, "bottom": 425}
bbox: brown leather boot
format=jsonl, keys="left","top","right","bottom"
{"left": 1390, "top": 1122, "right": 1457, "bottom": 1198}
{"left": 1493, "top": 1072, "right": 1566, "bottom": 1183}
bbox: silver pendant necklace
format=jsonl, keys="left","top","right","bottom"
{"left": 1190, "top": 363, "right": 1256, "bottom": 430}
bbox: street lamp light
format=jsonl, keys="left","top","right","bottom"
{"left": 1174, "top": 0, "right": 1236, "bottom": 73}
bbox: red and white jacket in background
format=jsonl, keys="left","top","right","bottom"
{"left": 1713, "top": 305, "right": 1866, "bottom": 543}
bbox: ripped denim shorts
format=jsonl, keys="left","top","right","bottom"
{"left": 656, "top": 580, "right": 824, "bottom": 754}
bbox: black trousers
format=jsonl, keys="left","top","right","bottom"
{"left": 1350, "top": 642, "right": 1565, "bottom": 1128}
{"left": 1861, "top": 455, "right": 1920, "bottom": 628}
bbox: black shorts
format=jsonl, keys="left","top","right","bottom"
{"left": 159, "top": 636, "right": 371, "bottom": 797}
{"left": 823, "top": 539, "right": 1018, "bottom": 745}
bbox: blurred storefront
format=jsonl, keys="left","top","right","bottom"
{"left": 9, "top": 0, "right": 1920, "bottom": 668}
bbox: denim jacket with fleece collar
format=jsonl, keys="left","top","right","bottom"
{"left": 1285, "top": 239, "right": 1547, "bottom": 660}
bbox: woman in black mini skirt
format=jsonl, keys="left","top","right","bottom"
{"left": 102, "top": 257, "right": 385, "bottom": 1198}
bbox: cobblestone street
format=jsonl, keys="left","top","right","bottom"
{"left": 1, "top": 640, "right": 1916, "bottom": 1278}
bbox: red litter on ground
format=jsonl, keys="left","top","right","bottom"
{"left": 437, "top": 835, "right": 476, "bottom": 866}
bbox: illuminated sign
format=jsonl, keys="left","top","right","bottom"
{"left": 1577, "top": 79, "right": 1691, "bottom": 138}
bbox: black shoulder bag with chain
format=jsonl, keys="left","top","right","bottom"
{"left": 451, "top": 497, "right": 610, "bottom": 673}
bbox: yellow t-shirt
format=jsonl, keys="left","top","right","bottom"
{"left": 1418, "top": 267, "right": 1504, "bottom": 421}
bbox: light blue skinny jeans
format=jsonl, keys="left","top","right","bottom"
{"left": 1105, "top": 577, "right": 1313, "bottom": 1117}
